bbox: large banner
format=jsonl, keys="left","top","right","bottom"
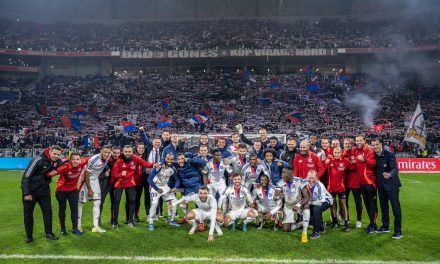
{"left": 0, "top": 157, "right": 438, "bottom": 172}
{"left": 397, "top": 158, "right": 440, "bottom": 173}
{"left": 0, "top": 49, "right": 120, "bottom": 57}
{"left": 338, "top": 45, "right": 440, "bottom": 54}
{"left": 121, "top": 48, "right": 337, "bottom": 59}
{"left": 0, "top": 65, "right": 38, "bottom": 72}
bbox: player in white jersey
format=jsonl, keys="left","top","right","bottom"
{"left": 218, "top": 174, "right": 257, "bottom": 232}
{"left": 276, "top": 166, "right": 311, "bottom": 243}
{"left": 241, "top": 154, "right": 270, "bottom": 191}
{"left": 171, "top": 186, "right": 223, "bottom": 241}
{"left": 204, "top": 149, "right": 232, "bottom": 199}
{"left": 78, "top": 146, "right": 111, "bottom": 233}
{"left": 227, "top": 132, "right": 241, "bottom": 155}
{"left": 307, "top": 170, "right": 333, "bottom": 240}
{"left": 228, "top": 144, "right": 249, "bottom": 174}
{"left": 147, "top": 153, "right": 180, "bottom": 231}
{"left": 252, "top": 174, "right": 282, "bottom": 230}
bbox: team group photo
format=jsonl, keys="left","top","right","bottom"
{"left": 0, "top": 0, "right": 440, "bottom": 263}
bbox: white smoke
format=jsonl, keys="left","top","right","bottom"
{"left": 345, "top": 93, "right": 380, "bottom": 128}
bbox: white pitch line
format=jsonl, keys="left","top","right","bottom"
{"left": 401, "top": 179, "right": 423, "bottom": 184}
{"left": 0, "top": 254, "right": 439, "bottom": 264}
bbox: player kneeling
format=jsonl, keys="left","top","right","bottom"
{"left": 171, "top": 186, "right": 223, "bottom": 241}
{"left": 276, "top": 167, "right": 311, "bottom": 243}
{"left": 252, "top": 174, "right": 282, "bottom": 230}
{"left": 218, "top": 174, "right": 257, "bottom": 232}
{"left": 147, "top": 154, "right": 181, "bottom": 230}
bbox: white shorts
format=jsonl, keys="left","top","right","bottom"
{"left": 78, "top": 179, "right": 101, "bottom": 203}
{"left": 208, "top": 180, "right": 226, "bottom": 197}
{"left": 150, "top": 185, "right": 176, "bottom": 203}
{"left": 226, "top": 208, "right": 255, "bottom": 221}
{"left": 257, "top": 203, "right": 273, "bottom": 214}
{"left": 192, "top": 209, "right": 212, "bottom": 222}
{"left": 282, "top": 207, "right": 296, "bottom": 224}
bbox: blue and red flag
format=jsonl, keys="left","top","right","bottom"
{"left": 199, "top": 108, "right": 213, "bottom": 117}
{"left": 190, "top": 112, "right": 208, "bottom": 125}
{"left": 270, "top": 77, "right": 280, "bottom": 89}
{"left": 157, "top": 116, "right": 173, "bottom": 129}
{"left": 74, "top": 106, "right": 86, "bottom": 116}
{"left": 223, "top": 106, "right": 235, "bottom": 119}
{"left": 70, "top": 118, "right": 81, "bottom": 131}
{"left": 121, "top": 119, "right": 136, "bottom": 132}
{"left": 161, "top": 98, "right": 171, "bottom": 110}
{"left": 287, "top": 112, "right": 303, "bottom": 124}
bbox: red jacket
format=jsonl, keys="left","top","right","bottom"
{"left": 53, "top": 157, "right": 90, "bottom": 192}
{"left": 107, "top": 156, "right": 118, "bottom": 186}
{"left": 325, "top": 157, "right": 353, "bottom": 193}
{"left": 293, "top": 151, "right": 325, "bottom": 179}
{"left": 342, "top": 149, "right": 360, "bottom": 189}
{"left": 111, "top": 155, "right": 154, "bottom": 189}
{"left": 353, "top": 145, "right": 377, "bottom": 188}
{"left": 323, "top": 147, "right": 333, "bottom": 159}
{"left": 134, "top": 163, "right": 144, "bottom": 186}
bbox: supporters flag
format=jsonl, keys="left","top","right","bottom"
{"left": 260, "top": 98, "right": 273, "bottom": 106}
{"left": 200, "top": 108, "right": 213, "bottom": 117}
{"left": 223, "top": 106, "right": 235, "bottom": 119}
{"left": 88, "top": 101, "right": 99, "bottom": 118}
{"left": 270, "top": 77, "right": 280, "bottom": 89}
{"left": 61, "top": 116, "right": 71, "bottom": 129}
{"left": 121, "top": 118, "right": 136, "bottom": 133}
{"left": 161, "top": 98, "right": 171, "bottom": 110}
{"left": 70, "top": 118, "right": 81, "bottom": 131}
{"left": 84, "top": 135, "right": 89, "bottom": 148}
{"left": 403, "top": 102, "right": 427, "bottom": 149}
{"left": 35, "top": 103, "right": 47, "bottom": 115}
{"left": 157, "top": 115, "right": 173, "bottom": 129}
{"left": 287, "top": 112, "right": 303, "bottom": 124}
{"left": 74, "top": 106, "right": 86, "bottom": 116}
{"left": 189, "top": 111, "right": 208, "bottom": 125}
{"left": 307, "top": 83, "right": 319, "bottom": 92}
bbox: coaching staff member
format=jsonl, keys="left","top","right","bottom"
{"left": 371, "top": 138, "right": 402, "bottom": 239}
{"left": 21, "top": 145, "right": 63, "bottom": 243}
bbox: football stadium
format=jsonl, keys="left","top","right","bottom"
{"left": 0, "top": 0, "right": 439, "bottom": 263}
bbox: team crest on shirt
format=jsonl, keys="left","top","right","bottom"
{"left": 308, "top": 158, "right": 312, "bottom": 163}
{"left": 299, "top": 160, "right": 303, "bottom": 163}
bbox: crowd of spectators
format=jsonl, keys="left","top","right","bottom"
{"left": 1, "top": 17, "right": 439, "bottom": 52}
{"left": 0, "top": 70, "right": 438, "bottom": 157}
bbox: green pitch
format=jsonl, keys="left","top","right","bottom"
{"left": 0, "top": 171, "right": 439, "bottom": 264}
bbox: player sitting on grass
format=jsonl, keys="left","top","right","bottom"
{"left": 252, "top": 174, "right": 282, "bottom": 230}
{"left": 276, "top": 167, "right": 311, "bottom": 243}
{"left": 171, "top": 185, "right": 223, "bottom": 241}
{"left": 218, "top": 173, "right": 257, "bottom": 232}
